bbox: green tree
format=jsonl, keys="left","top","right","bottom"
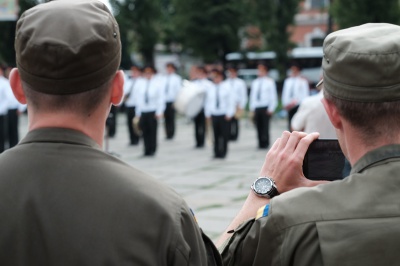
{"left": 332, "top": 0, "right": 400, "bottom": 29}
{"left": 171, "top": 0, "right": 244, "bottom": 63}
{"left": 110, "top": 0, "right": 162, "bottom": 68}
{"left": 249, "top": 0, "right": 300, "bottom": 81}
{"left": 0, "top": 0, "right": 38, "bottom": 65}
{"left": 158, "top": 0, "right": 177, "bottom": 51}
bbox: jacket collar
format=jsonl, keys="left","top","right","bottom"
{"left": 351, "top": 144, "right": 400, "bottom": 174}
{"left": 19, "top": 127, "right": 100, "bottom": 150}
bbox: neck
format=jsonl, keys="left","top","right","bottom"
{"left": 340, "top": 120, "right": 400, "bottom": 165}
{"left": 27, "top": 105, "right": 110, "bottom": 147}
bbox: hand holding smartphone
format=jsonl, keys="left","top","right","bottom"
{"left": 303, "top": 139, "right": 346, "bottom": 181}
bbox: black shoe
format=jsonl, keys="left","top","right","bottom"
{"left": 143, "top": 152, "right": 155, "bottom": 157}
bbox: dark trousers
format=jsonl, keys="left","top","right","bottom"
{"left": 287, "top": 105, "right": 299, "bottom": 131}
{"left": 126, "top": 106, "right": 140, "bottom": 145}
{"left": 212, "top": 115, "right": 230, "bottom": 158}
{"left": 140, "top": 111, "right": 157, "bottom": 156}
{"left": 0, "top": 115, "right": 5, "bottom": 153}
{"left": 106, "top": 105, "right": 117, "bottom": 137}
{"left": 7, "top": 109, "right": 19, "bottom": 148}
{"left": 255, "top": 107, "right": 271, "bottom": 149}
{"left": 164, "top": 102, "right": 175, "bottom": 139}
{"left": 229, "top": 117, "right": 239, "bottom": 141}
{"left": 194, "top": 108, "right": 205, "bottom": 147}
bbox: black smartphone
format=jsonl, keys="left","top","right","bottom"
{"left": 303, "top": 139, "right": 346, "bottom": 181}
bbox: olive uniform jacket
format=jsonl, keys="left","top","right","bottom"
{"left": 0, "top": 128, "right": 221, "bottom": 266}
{"left": 221, "top": 145, "right": 400, "bottom": 266}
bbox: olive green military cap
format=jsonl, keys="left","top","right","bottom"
{"left": 322, "top": 23, "right": 400, "bottom": 102}
{"left": 15, "top": 0, "right": 121, "bottom": 95}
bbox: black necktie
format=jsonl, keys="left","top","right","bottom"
{"left": 290, "top": 77, "right": 297, "bottom": 99}
{"left": 145, "top": 80, "right": 150, "bottom": 104}
{"left": 127, "top": 78, "right": 136, "bottom": 96}
{"left": 165, "top": 76, "right": 170, "bottom": 95}
{"left": 216, "top": 85, "right": 220, "bottom": 109}
{"left": 257, "top": 78, "right": 262, "bottom": 100}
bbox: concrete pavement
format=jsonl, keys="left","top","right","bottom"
{"left": 19, "top": 113, "right": 287, "bottom": 242}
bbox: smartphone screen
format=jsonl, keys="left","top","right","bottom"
{"left": 303, "top": 139, "right": 346, "bottom": 181}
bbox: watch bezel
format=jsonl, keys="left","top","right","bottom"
{"left": 251, "top": 177, "right": 279, "bottom": 198}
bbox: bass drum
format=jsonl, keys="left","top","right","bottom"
{"left": 175, "top": 80, "right": 206, "bottom": 118}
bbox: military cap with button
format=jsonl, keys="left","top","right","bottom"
{"left": 15, "top": 0, "right": 121, "bottom": 95}
{"left": 320, "top": 23, "right": 400, "bottom": 103}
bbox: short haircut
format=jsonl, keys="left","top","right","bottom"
{"left": 324, "top": 89, "right": 400, "bottom": 144}
{"left": 257, "top": 63, "right": 268, "bottom": 71}
{"left": 197, "top": 66, "right": 208, "bottom": 75}
{"left": 131, "top": 65, "right": 142, "bottom": 72}
{"left": 143, "top": 65, "right": 157, "bottom": 74}
{"left": 166, "top": 62, "right": 177, "bottom": 70}
{"left": 23, "top": 77, "right": 113, "bottom": 116}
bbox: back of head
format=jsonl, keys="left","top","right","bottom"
{"left": 15, "top": 0, "right": 121, "bottom": 113}
{"left": 322, "top": 23, "right": 400, "bottom": 142}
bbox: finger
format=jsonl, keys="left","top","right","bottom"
{"left": 277, "top": 131, "right": 291, "bottom": 151}
{"left": 269, "top": 136, "right": 281, "bottom": 153}
{"left": 284, "top": 131, "right": 308, "bottom": 153}
{"left": 260, "top": 136, "right": 282, "bottom": 176}
{"left": 294, "top": 132, "right": 320, "bottom": 161}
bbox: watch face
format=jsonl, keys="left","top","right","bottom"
{"left": 254, "top": 178, "right": 273, "bottom": 195}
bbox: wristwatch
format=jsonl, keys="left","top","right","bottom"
{"left": 251, "top": 177, "right": 279, "bottom": 198}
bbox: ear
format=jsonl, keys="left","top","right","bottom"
{"left": 9, "top": 68, "right": 27, "bottom": 104}
{"left": 322, "top": 97, "right": 342, "bottom": 129}
{"left": 110, "top": 70, "right": 124, "bottom": 106}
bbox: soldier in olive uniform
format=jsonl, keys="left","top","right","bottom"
{"left": 0, "top": 1, "right": 221, "bottom": 265}
{"left": 218, "top": 23, "right": 400, "bottom": 266}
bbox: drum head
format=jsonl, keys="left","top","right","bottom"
{"left": 175, "top": 80, "right": 206, "bottom": 118}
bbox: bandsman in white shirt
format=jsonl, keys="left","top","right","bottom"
{"left": 163, "top": 63, "right": 182, "bottom": 140}
{"left": 249, "top": 63, "right": 278, "bottom": 149}
{"left": 123, "top": 65, "right": 142, "bottom": 145}
{"left": 205, "top": 69, "right": 235, "bottom": 159}
{"left": 281, "top": 63, "right": 310, "bottom": 130}
{"left": 291, "top": 87, "right": 336, "bottom": 139}
{"left": 135, "top": 66, "right": 165, "bottom": 156}
{"left": 226, "top": 66, "right": 247, "bottom": 141}
{"left": 193, "top": 66, "right": 214, "bottom": 148}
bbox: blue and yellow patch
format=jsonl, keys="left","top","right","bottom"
{"left": 190, "top": 208, "right": 198, "bottom": 224}
{"left": 256, "top": 204, "right": 270, "bottom": 220}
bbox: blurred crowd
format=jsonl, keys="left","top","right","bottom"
{"left": 113, "top": 61, "right": 335, "bottom": 158}
{"left": 0, "top": 60, "right": 335, "bottom": 157}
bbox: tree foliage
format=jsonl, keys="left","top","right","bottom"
{"left": 248, "top": 0, "right": 300, "bottom": 81}
{"left": 109, "top": 0, "right": 162, "bottom": 68}
{"left": 0, "top": 0, "right": 307, "bottom": 76}
{"left": 0, "top": 0, "right": 38, "bottom": 65}
{"left": 332, "top": 0, "right": 400, "bottom": 29}
{"left": 171, "top": 0, "right": 244, "bottom": 63}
